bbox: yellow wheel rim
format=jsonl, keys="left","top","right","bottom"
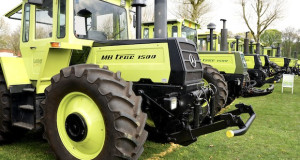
{"left": 57, "top": 92, "right": 105, "bottom": 160}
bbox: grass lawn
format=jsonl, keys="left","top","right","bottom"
{"left": 0, "top": 78, "right": 299, "bottom": 160}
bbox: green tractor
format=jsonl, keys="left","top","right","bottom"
{"left": 231, "top": 33, "right": 279, "bottom": 87}
{"left": 198, "top": 26, "right": 277, "bottom": 87}
{"left": 1, "top": 0, "right": 256, "bottom": 159}
{"left": 198, "top": 20, "right": 273, "bottom": 104}
{"left": 288, "top": 52, "right": 299, "bottom": 75}
{"left": 262, "top": 43, "right": 291, "bottom": 76}
{"left": 142, "top": 19, "right": 228, "bottom": 113}
{"left": 143, "top": 19, "right": 273, "bottom": 107}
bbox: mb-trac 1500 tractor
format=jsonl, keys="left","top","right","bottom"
{"left": 142, "top": 19, "right": 228, "bottom": 116}
{"left": 234, "top": 33, "right": 279, "bottom": 87}
{"left": 198, "top": 20, "right": 273, "bottom": 104}
{"left": 262, "top": 43, "right": 291, "bottom": 77}
{"left": 1, "top": 0, "right": 256, "bottom": 159}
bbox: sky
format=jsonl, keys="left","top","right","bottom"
{"left": 1, "top": 0, "right": 300, "bottom": 34}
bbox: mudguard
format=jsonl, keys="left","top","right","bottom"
{"left": 0, "top": 57, "right": 31, "bottom": 88}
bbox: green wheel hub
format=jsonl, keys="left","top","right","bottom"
{"left": 57, "top": 92, "right": 105, "bottom": 160}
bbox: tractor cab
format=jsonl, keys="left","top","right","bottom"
{"left": 142, "top": 19, "right": 200, "bottom": 45}
{"left": 197, "top": 32, "right": 220, "bottom": 51}
{"left": 228, "top": 38, "right": 244, "bottom": 52}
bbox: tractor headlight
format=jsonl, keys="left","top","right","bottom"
{"left": 164, "top": 97, "right": 177, "bottom": 110}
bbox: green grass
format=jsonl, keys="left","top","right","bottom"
{"left": 0, "top": 78, "right": 299, "bottom": 160}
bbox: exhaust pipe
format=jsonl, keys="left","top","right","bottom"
{"left": 132, "top": 0, "right": 146, "bottom": 39}
{"left": 235, "top": 35, "right": 241, "bottom": 51}
{"left": 207, "top": 23, "right": 216, "bottom": 51}
{"left": 250, "top": 39, "right": 254, "bottom": 54}
{"left": 294, "top": 51, "right": 297, "bottom": 59}
{"left": 256, "top": 43, "right": 261, "bottom": 54}
{"left": 244, "top": 32, "right": 249, "bottom": 54}
{"left": 154, "top": 0, "right": 167, "bottom": 38}
{"left": 220, "top": 19, "right": 228, "bottom": 51}
{"left": 276, "top": 43, "right": 281, "bottom": 57}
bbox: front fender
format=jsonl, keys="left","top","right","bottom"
{"left": 0, "top": 57, "right": 31, "bottom": 88}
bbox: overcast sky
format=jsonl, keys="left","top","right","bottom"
{"left": 1, "top": 0, "right": 300, "bottom": 34}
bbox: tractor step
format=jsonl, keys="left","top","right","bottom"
{"left": 13, "top": 122, "right": 34, "bottom": 130}
{"left": 19, "top": 105, "right": 34, "bottom": 111}
{"left": 23, "top": 88, "right": 35, "bottom": 92}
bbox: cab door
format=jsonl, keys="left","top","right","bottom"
{"left": 20, "top": 1, "right": 54, "bottom": 80}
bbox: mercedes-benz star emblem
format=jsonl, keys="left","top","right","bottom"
{"left": 189, "top": 54, "right": 197, "bottom": 68}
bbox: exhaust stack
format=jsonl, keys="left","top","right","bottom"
{"left": 276, "top": 43, "right": 281, "bottom": 57}
{"left": 244, "top": 32, "right": 250, "bottom": 54}
{"left": 250, "top": 39, "right": 254, "bottom": 54}
{"left": 235, "top": 35, "right": 241, "bottom": 51}
{"left": 132, "top": 0, "right": 146, "bottom": 39}
{"left": 256, "top": 43, "right": 261, "bottom": 54}
{"left": 220, "top": 19, "right": 228, "bottom": 51}
{"left": 154, "top": 0, "right": 167, "bottom": 38}
{"left": 207, "top": 23, "right": 216, "bottom": 51}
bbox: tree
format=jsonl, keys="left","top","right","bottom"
{"left": 281, "top": 27, "right": 297, "bottom": 58}
{"left": 260, "top": 29, "right": 282, "bottom": 46}
{"left": 291, "top": 29, "right": 300, "bottom": 58}
{"left": 142, "top": 1, "right": 154, "bottom": 22}
{"left": 239, "top": 0, "right": 283, "bottom": 44}
{"left": 7, "top": 26, "right": 20, "bottom": 56}
{"left": 172, "top": 0, "right": 211, "bottom": 25}
{"left": 0, "top": 17, "right": 10, "bottom": 49}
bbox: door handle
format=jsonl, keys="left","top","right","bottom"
{"left": 30, "top": 47, "right": 37, "bottom": 49}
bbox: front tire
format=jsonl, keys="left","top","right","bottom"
{"left": 41, "top": 64, "right": 147, "bottom": 160}
{"left": 202, "top": 64, "right": 228, "bottom": 112}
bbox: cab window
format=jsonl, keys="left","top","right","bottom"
{"left": 57, "top": 0, "right": 66, "bottom": 38}
{"left": 35, "top": 1, "right": 53, "bottom": 39}
{"left": 23, "top": 4, "right": 30, "bottom": 42}
{"left": 143, "top": 28, "right": 149, "bottom": 39}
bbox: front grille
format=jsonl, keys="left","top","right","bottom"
{"left": 178, "top": 42, "right": 203, "bottom": 84}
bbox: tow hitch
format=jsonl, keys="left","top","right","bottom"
{"left": 167, "top": 103, "right": 256, "bottom": 146}
{"left": 242, "top": 84, "right": 274, "bottom": 97}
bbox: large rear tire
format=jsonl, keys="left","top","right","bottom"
{"left": 0, "top": 71, "right": 26, "bottom": 143}
{"left": 41, "top": 64, "right": 147, "bottom": 160}
{"left": 202, "top": 64, "right": 228, "bottom": 112}
{"left": 0, "top": 72, "right": 13, "bottom": 143}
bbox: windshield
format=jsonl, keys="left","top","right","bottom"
{"left": 74, "top": 0, "right": 128, "bottom": 41}
{"left": 181, "top": 26, "right": 197, "bottom": 45}
{"left": 198, "top": 38, "right": 207, "bottom": 51}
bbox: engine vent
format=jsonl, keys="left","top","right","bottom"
{"left": 178, "top": 41, "right": 203, "bottom": 84}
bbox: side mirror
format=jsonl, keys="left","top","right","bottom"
{"left": 28, "top": 0, "right": 44, "bottom": 5}
{"left": 133, "top": 14, "right": 136, "bottom": 28}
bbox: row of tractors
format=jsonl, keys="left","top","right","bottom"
{"left": 0, "top": 0, "right": 296, "bottom": 159}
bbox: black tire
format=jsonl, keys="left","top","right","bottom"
{"left": 202, "top": 64, "right": 228, "bottom": 113}
{"left": 41, "top": 64, "right": 147, "bottom": 160}
{"left": 0, "top": 72, "right": 12, "bottom": 143}
{"left": 0, "top": 71, "right": 26, "bottom": 143}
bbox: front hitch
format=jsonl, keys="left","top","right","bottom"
{"left": 167, "top": 103, "right": 256, "bottom": 146}
{"left": 242, "top": 84, "right": 274, "bottom": 98}
{"left": 224, "top": 103, "right": 256, "bottom": 137}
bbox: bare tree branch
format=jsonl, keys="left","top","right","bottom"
{"left": 172, "top": 0, "right": 211, "bottom": 26}
{"left": 240, "top": 0, "right": 283, "bottom": 43}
